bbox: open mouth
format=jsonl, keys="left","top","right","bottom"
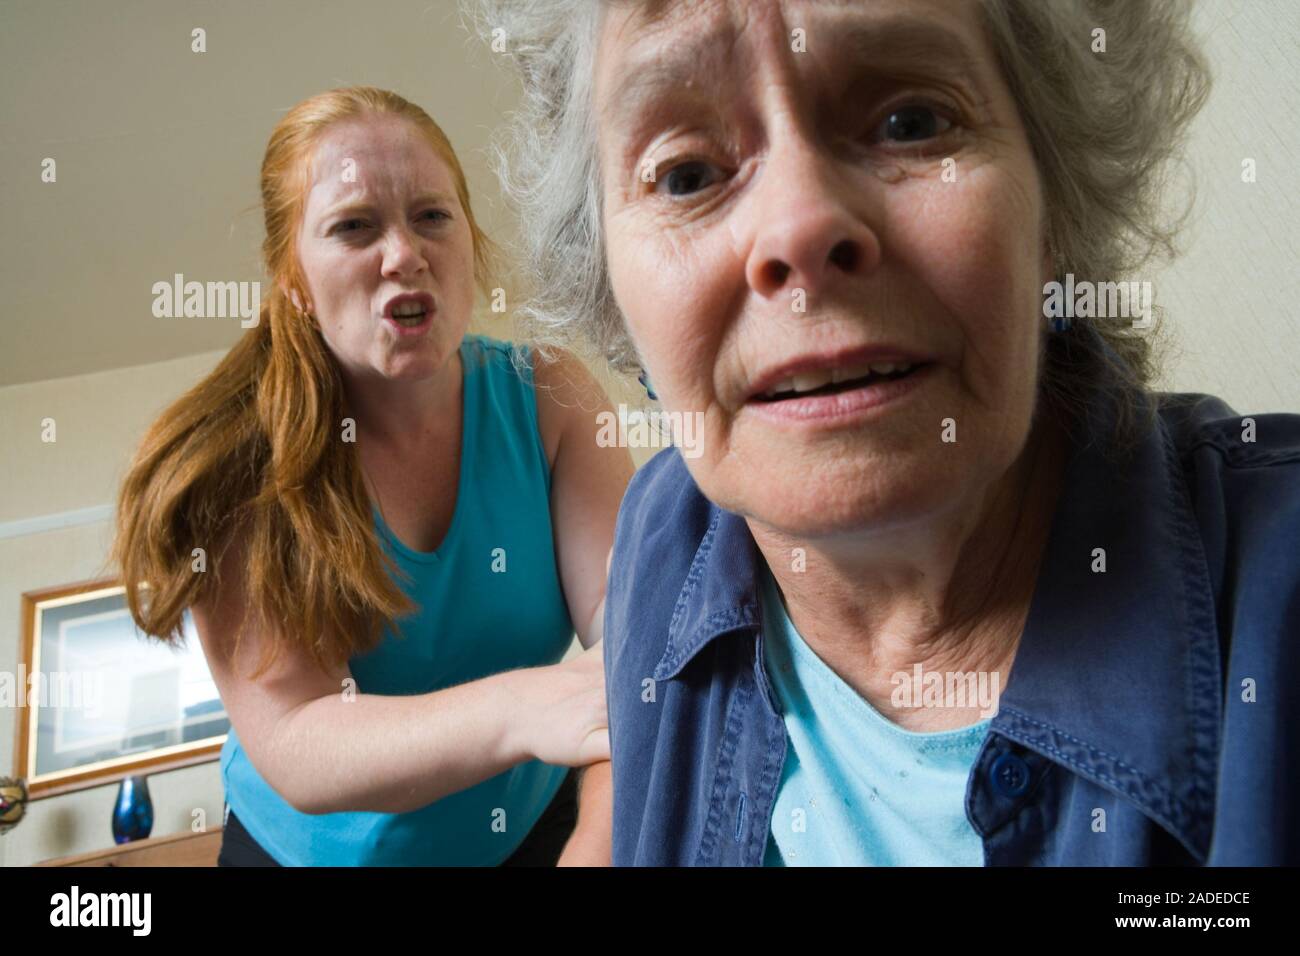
{"left": 389, "top": 306, "right": 429, "bottom": 327}
{"left": 752, "top": 361, "right": 926, "bottom": 402}
{"left": 383, "top": 291, "right": 437, "bottom": 332}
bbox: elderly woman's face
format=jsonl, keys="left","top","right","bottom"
{"left": 596, "top": 0, "right": 1052, "bottom": 536}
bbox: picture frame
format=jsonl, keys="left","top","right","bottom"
{"left": 13, "top": 578, "right": 229, "bottom": 799}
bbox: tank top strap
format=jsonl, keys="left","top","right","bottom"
{"left": 461, "top": 333, "right": 552, "bottom": 496}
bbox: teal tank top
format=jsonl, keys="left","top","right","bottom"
{"left": 219, "top": 334, "right": 575, "bottom": 865}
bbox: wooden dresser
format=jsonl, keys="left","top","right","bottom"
{"left": 36, "top": 828, "right": 223, "bottom": 866}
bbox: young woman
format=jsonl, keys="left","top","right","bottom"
{"left": 112, "top": 86, "right": 631, "bottom": 865}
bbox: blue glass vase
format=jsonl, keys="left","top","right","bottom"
{"left": 112, "top": 775, "right": 154, "bottom": 844}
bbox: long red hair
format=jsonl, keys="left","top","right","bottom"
{"left": 112, "top": 87, "right": 497, "bottom": 676}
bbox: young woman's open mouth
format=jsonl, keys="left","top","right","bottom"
{"left": 382, "top": 291, "right": 437, "bottom": 336}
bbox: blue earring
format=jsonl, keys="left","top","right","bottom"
{"left": 638, "top": 369, "right": 658, "bottom": 401}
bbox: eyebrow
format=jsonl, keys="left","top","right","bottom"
{"left": 599, "top": 23, "right": 731, "bottom": 135}
{"left": 319, "top": 192, "right": 457, "bottom": 222}
{"left": 600, "top": 15, "right": 982, "bottom": 141}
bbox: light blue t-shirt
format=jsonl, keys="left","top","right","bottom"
{"left": 219, "top": 334, "right": 575, "bottom": 865}
{"left": 759, "top": 565, "right": 991, "bottom": 866}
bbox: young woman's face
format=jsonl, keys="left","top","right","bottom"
{"left": 294, "top": 115, "right": 476, "bottom": 383}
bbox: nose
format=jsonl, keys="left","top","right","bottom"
{"left": 743, "top": 133, "right": 881, "bottom": 302}
{"left": 380, "top": 225, "right": 429, "bottom": 281}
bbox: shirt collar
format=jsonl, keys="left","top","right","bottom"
{"left": 652, "top": 385, "right": 1221, "bottom": 862}
{"left": 994, "top": 386, "right": 1221, "bottom": 861}
{"left": 652, "top": 503, "right": 763, "bottom": 681}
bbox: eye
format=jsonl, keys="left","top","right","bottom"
{"left": 654, "top": 159, "right": 723, "bottom": 198}
{"left": 333, "top": 218, "right": 369, "bottom": 234}
{"left": 420, "top": 209, "right": 451, "bottom": 223}
{"left": 871, "top": 104, "right": 953, "bottom": 144}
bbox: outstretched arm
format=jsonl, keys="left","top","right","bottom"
{"left": 192, "top": 529, "right": 609, "bottom": 817}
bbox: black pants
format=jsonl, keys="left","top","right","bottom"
{"left": 216, "top": 770, "right": 579, "bottom": 867}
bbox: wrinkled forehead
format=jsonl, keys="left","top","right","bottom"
{"left": 599, "top": 0, "right": 985, "bottom": 52}
{"left": 302, "top": 116, "right": 451, "bottom": 215}
{"left": 594, "top": 0, "right": 993, "bottom": 116}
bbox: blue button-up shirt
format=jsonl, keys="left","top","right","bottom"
{"left": 603, "top": 390, "right": 1300, "bottom": 865}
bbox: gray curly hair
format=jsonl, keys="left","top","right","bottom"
{"left": 463, "top": 0, "right": 1211, "bottom": 445}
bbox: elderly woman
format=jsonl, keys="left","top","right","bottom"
{"left": 470, "top": 0, "right": 1300, "bottom": 866}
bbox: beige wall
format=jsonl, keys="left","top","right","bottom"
{"left": 1155, "top": 0, "right": 1300, "bottom": 411}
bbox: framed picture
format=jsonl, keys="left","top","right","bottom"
{"left": 14, "top": 579, "right": 229, "bottom": 798}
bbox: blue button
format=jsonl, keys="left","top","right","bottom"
{"left": 990, "top": 753, "right": 1031, "bottom": 797}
